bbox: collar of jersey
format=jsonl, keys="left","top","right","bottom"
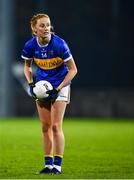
{"left": 36, "top": 36, "right": 51, "bottom": 48}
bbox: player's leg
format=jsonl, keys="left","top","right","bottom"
{"left": 52, "top": 101, "right": 66, "bottom": 155}
{"left": 51, "top": 101, "right": 67, "bottom": 174}
{"left": 51, "top": 85, "right": 70, "bottom": 174}
{"left": 36, "top": 101, "right": 53, "bottom": 173}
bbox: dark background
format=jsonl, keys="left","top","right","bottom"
{"left": 1, "top": 0, "right": 134, "bottom": 117}
{"left": 16, "top": 0, "right": 134, "bottom": 89}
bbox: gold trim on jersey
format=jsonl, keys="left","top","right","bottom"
{"left": 34, "top": 57, "right": 63, "bottom": 70}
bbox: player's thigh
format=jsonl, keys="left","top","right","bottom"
{"left": 51, "top": 101, "right": 67, "bottom": 125}
{"left": 36, "top": 101, "right": 51, "bottom": 124}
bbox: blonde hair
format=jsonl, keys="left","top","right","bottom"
{"left": 30, "top": 13, "right": 50, "bottom": 35}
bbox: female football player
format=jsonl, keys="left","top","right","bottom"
{"left": 21, "top": 13, "right": 77, "bottom": 174}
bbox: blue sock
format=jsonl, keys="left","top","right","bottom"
{"left": 44, "top": 156, "right": 53, "bottom": 168}
{"left": 53, "top": 155, "right": 63, "bottom": 166}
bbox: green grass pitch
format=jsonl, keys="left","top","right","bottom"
{"left": 0, "top": 117, "right": 134, "bottom": 179}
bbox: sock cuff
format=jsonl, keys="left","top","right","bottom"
{"left": 44, "top": 155, "right": 53, "bottom": 158}
{"left": 54, "top": 154, "right": 63, "bottom": 158}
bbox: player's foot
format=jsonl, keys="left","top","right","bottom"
{"left": 39, "top": 167, "right": 52, "bottom": 174}
{"left": 52, "top": 167, "right": 62, "bottom": 174}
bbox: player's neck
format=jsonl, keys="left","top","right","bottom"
{"left": 38, "top": 35, "right": 51, "bottom": 46}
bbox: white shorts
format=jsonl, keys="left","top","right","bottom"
{"left": 56, "top": 85, "right": 70, "bottom": 103}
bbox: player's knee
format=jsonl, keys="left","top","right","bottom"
{"left": 52, "top": 124, "right": 60, "bottom": 134}
{"left": 42, "top": 123, "right": 51, "bottom": 133}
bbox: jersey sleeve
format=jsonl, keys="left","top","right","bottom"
{"left": 21, "top": 42, "right": 34, "bottom": 60}
{"left": 60, "top": 40, "right": 73, "bottom": 62}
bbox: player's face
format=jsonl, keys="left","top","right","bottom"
{"left": 34, "top": 17, "right": 51, "bottom": 40}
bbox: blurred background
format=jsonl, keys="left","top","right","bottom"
{"left": 0, "top": 0, "right": 134, "bottom": 118}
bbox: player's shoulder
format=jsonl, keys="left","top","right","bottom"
{"left": 52, "top": 34, "right": 66, "bottom": 46}
{"left": 24, "top": 36, "right": 36, "bottom": 48}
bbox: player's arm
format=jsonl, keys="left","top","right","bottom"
{"left": 45, "top": 58, "right": 77, "bottom": 102}
{"left": 24, "top": 59, "right": 37, "bottom": 99}
{"left": 56, "top": 58, "right": 78, "bottom": 91}
{"left": 24, "top": 60, "right": 33, "bottom": 84}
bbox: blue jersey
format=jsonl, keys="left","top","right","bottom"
{"left": 21, "top": 34, "right": 73, "bottom": 88}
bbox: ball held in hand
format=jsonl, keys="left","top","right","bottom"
{"left": 33, "top": 80, "right": 53, "bottom": 99}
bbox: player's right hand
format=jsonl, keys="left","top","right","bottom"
{"left": 45, "top": 88, "right": 59, "bottom": 103}
{"left": 28, "top": 82, "right": 37, "bottom": 99}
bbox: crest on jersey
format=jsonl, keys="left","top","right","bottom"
{"left": 41, "top": 52, "right": 47, "bottom": 58}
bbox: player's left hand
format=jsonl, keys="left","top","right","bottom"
{"left": 45, "top": 88, "right": 59, "bottom": 102}
{"left": 29, "top": 82, "right": 37, "bottom": 100}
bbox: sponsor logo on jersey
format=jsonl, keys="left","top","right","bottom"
{"left": 34, "top": 57, "right": 63, "bottom": 70}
